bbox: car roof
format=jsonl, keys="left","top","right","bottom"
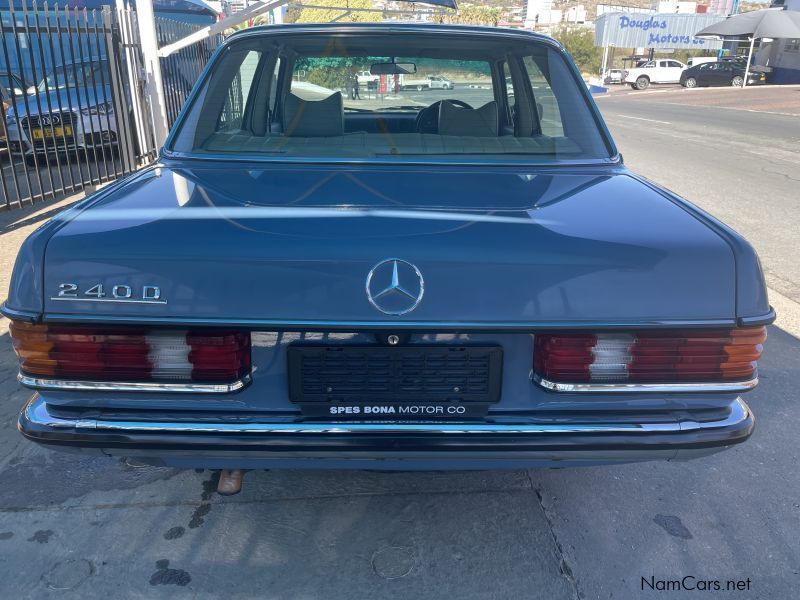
{"left": 227, "top": 22, "right": 559, "bottom": 48}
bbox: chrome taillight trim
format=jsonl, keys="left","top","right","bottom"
{"left": 532, "top": 373, "right": 758, "bottom": 393}
{"left": 17, "top": 373, "right": 252, "bottom": 394}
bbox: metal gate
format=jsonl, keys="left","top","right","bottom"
{"left": 0, "top": 1, "right": 220, "bottom": 210}
{"left": 156, "top": 16, "right": 221, "bottom": 128}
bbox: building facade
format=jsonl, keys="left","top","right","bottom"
{"left": 755, "top": 1, "right": 800, "bottom": 83}
{"left": 524, "top": 0, "right": 554, "bottom": 27}
{"left": 706, "top": 0, "right": 735, "bottom": 15}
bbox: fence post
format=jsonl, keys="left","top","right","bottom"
{"left": 114, "top": 1, "right": 151, "bottom": 165}
{"left": 135, "top": 0, "right": 169, "bottom": 148}
{"left": 102, "top": 7, "right": 136, "bottom": 174}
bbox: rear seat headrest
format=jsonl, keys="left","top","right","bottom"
{"left": 283, "top": 91, "right": 344, "bottom": 137}
{"left": 438, "top": 101, "right": 498, "bottom": 137}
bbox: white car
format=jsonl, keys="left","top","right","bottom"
{"left": 399, "top": 75, "right": 454, "bottom": 91}
{"left": 603, "top": 69, "right": 625, "bottom": 84}
{"left": 624, "top": 59, "right": 686, "bottom": 90}
{"left": 687, "top": 56, "right": 718, "bottom": 68}
{"left": 5, "top": 61, "right": 120, "bottom": 164}
{"left": 356, "top": 70, "right": 379, "bottom": 85}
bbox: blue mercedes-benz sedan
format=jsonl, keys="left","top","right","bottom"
{"left": 3, "top": 24, "right": 773, "bottom": 478}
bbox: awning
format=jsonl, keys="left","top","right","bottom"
{"left": 696, "top": 8, "right": 800, "bottom": 39}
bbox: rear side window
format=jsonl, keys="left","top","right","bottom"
{"left": 269, "top": 57, "right": 282, "bottom": 114}
{"left": 217, "top": 50, "right": 262, "bottom": 132}
{"left": 522, "top": 56, "right": 564, "bottom": 138}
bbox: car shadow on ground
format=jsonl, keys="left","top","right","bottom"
{"left": 0, "top": 194, "right": 81, "bottom": 234}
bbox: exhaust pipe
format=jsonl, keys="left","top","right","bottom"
{"left": 217, "top": 469, "right": 245, "bottom": 495}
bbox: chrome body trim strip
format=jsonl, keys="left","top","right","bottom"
{"left": 532, "top": 374, "right": 758, "bottom": 394}
{"left": 0, "top": 303, "right": 40, "bottom": 322}
{"left": 21, "top": 395, "right": 750, "bottom": 435}
{"left": 39, "top": 313, "right": 740, "bottom": 330}
{"left": 738, "top": 307, "right": 776, "bottom": 327}
{"left": 18, "top": 374, "right": 251, "bottom": 394}
{"left": 49, "top": 297, "right": 167, "bottom": 305}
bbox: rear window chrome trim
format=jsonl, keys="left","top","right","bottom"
{"left": 532, "top": 373, "right": 758, "bottom": 394}
{"left": 160, "top": 150, "right": 623, "bottom": 169}
{"left": 18, "top": 373, "right": 252, "bottom": 394}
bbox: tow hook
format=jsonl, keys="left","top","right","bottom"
{"left": 217, "top": 469, "right": 245, "bottom": 495}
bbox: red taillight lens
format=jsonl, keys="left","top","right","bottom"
{"left": 534, "top": 334, "right": 596, "bottom": 382}
{"left": 9, "top": 322, "right": 251, "bottom": 383}
{"left": 534, "top": 327, "right": 766, "bottom": 384}
{"left": 188, "top": 331, "right": 251, "bottom": 381}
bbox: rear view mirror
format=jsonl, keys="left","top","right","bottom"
{"left": 370, "top": 62, "right": 417, "bottom": 75}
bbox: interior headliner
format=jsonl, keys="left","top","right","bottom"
{"left": 240, "top": 33, "right": 535, "bottom": 61}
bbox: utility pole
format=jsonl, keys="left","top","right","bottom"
{"left": 135, "top": 0, "right": 169, "bottom": 149}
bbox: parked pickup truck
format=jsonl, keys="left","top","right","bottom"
{"left": 399, "top": 74, "right": 454, "bottom": 91}
{"left": 624, "top": 59, "right": 687, "bottom": 90}
{"left": 356, "top": 70, "right": 378, "bottom": 85}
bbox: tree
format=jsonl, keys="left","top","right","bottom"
{"left": 294, "top": 0, "right": 377, "bottom": 24}
{"left": 435, "top": 6, "right": 503, "bottom": 27}
{"left": 552, "top": 24, "right": 602, "bottom": 75}
{"left": 288, "top": 0, "right": 382, "bottom": 89}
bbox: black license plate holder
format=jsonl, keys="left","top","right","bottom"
{"left": 287, "top": 344, "right": 503, "bottom": 419}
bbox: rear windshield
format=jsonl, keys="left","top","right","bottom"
{"left": 170, "top": 32, "right": 612, "bottom": 163}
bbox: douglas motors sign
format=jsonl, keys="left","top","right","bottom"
{"left": 620, "top": 15, "right": 709, "bottom": 46}
{"left": 595, "top": 12, "right": 725, "bottom": 50}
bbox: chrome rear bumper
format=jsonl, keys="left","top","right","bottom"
{"left": 18, "top": 395, "right": 754, "bottom": 469}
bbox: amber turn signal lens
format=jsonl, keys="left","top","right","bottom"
{"left": 9, "top": 321, "right": 251, "bottom": 383}
{"left": 534, "top": 326, "right": 767, "bottom": 384}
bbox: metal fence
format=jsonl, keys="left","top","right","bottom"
{"left": 156, "top": 16, "right": 221, "bottom": 128}
{"left": 0, "top": 2, "right": 220, "bottom": 210}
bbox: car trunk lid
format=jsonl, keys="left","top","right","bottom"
{"left": 42, "top": 163, "right": 735, "bottom": 326}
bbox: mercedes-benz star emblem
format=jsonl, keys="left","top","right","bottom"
{"left": 366, "top": 259, "right": 424, "bottom": 316}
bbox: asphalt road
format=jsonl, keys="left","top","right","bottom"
{"left": 595, "top": 86, "right": 800, "bottom": 303}
{"left": 0, "top": 86, "right": 799, "bottom": 599}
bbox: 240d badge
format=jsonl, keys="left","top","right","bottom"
{"left": 52, "top": 283, "right": 166, "bottom": 304}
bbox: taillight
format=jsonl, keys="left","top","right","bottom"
{"left": 9, "top": 322, "right": 251, "bottom": 383}
{"left": 534, "top": 327, "right": 766, "bottom": 384}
